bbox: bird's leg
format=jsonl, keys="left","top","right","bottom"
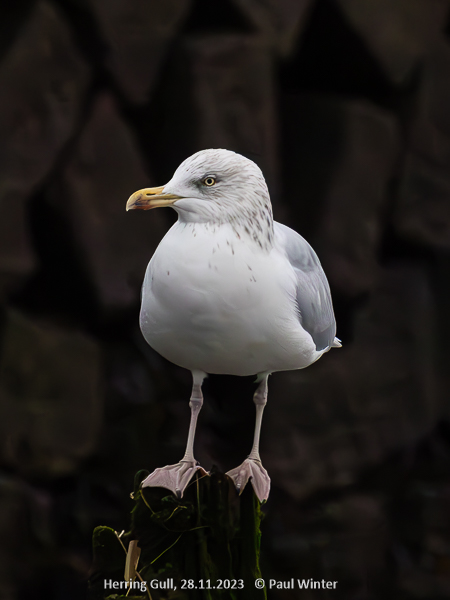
{"left": 141, "top": 370, "right": 208, "bottom": 498}
{"left": 181, "top": 376, "right": 203, "bottom": 463}
{"left": 226, "top": 375, "right": 271, "bottom": 502}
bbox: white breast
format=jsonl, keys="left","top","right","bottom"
{"left": 140, "top": 221, "right": 319, "bottom": 376}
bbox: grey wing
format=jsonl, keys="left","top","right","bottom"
{"left": 274, "top": 222, "right": 337, "bottom": 351}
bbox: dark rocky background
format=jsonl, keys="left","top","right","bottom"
{"left": 1, "top": 0, "right": 450, "bottom": 598}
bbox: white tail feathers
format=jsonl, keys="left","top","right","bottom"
{"left": 332, "top": 337, "right": 342, "bottom": 348}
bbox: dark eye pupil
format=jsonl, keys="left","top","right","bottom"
{"left": 205, "top": 177, "right": 214, "bottom": 186}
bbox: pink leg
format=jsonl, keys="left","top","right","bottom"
{"left": 141, "top": 370, "right": 208, "bottom": 498}
{"left": 226, "top": 375, "right": 271, "bottom": 502}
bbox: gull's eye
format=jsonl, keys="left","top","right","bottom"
{"left": 203, "top": 177, "right": 216, "bottom": 186}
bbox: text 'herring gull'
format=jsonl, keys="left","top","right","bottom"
{"left": 127, "top": 148, "right": 341, "bottom": 502}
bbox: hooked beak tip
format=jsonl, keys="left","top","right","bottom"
{"left": 126, "top": 192, "right": 141, "bottom": 211}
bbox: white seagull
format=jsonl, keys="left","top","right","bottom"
{"left": 127, "top": 149, "right": 340, "bottom": 502}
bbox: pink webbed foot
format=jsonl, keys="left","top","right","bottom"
{"left": 141, "top": 460, "right": 208, "bottom": 498}
{"left": 226, "top": 457, "right": 271, "bottom": 502}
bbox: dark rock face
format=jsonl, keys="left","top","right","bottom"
{"left": 154, "top": 33, "right": 280, "bottom": 202}
{"left": 266, "top": 264, "right": 436, "bottom": 499}
{"left": 395, "top": 42, "right": 450, "bottom": 248}
{"left": 0, "top": 310, "right": 102, "bottom": 478}
{"left": 283, "top": 95, "right": 400, "bottom": 296}
{"left": 233, "top": 0, "right": 315, "bottom": 55}
{"left": 0, "top": 1, "right": 90, "bottom": 192}
{"left": 47, "top": 93, "right": 167, "bottom": 310}
{"left": 0, "top": 191, "right": 35, "bottom": 300}
{"left": 0, "top": 1, "right": 90, "bottom": 298}
{"left": 1, "top": 0, "right": 450, "bottom": 597}
{"left": 89, "top": 0, "right": 192, "bottom": 104}
{"left": 335, "top": 0, "right": 450, "bottom": 83}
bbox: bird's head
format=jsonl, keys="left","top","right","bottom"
{"left": 127, "top": 149, "right": 274, "bottom": 244}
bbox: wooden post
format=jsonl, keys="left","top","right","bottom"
{"left": 89, "top": 468, "right": 267, "bottom": 599}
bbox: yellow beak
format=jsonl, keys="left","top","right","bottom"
{"left": 126, "top": 186, "right": 182, "bottom": 211}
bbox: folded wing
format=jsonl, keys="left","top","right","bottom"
{"left": 274, "top": 222, "right": 337, "bottom": 351}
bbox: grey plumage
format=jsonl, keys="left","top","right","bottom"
{"left": 275, "top": 222, "right": 337, "bottom": 351}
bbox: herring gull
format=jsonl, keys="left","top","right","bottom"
{"left": 126, "top": 148, "right": 341, "bottom": 502}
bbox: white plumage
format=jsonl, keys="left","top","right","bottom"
{"left": 127, "top": 148, "right": 340, "bottom": 502}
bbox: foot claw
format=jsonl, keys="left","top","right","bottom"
{"left": 140, "top": 461, "right": 208, "bottom": 498}
{"left": 226, "top": 458, "right": 271, "bottom": 502}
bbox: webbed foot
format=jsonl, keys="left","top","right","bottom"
{"left": 226, "top": 458, "right": 271, "bottom": 502}
{"left": 141, "top": 460, "right": 208, "bottom": 498}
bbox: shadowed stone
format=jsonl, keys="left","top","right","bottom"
{"left": 0, "top": 191, "right": 35, "bottom": 299}
{"left": 266, "top": 265, "right": 436, "bottom": 499}
{"left": 89, "top": 0, "right": 191, "bottom": 104}
{"left": 396, "top": 155, "right": 450, "bottom": 249}
{"left": 336, "top": 0, "right": 450, "bottom": 84}
{"left": 161, "top": 34, "right": 280, "bottom": 205}
{"left": 0, "top": 1, "right": 90, "bottom": 298}
{"left": 47, "top": 93, "right": 167, "bottom": 310}
{"left": 0, "top": 477, "right": 44, "bottom": 597}
{"left": 284, "top": 94, "right": 399, "bottom": 296}
{"left": 395, "top": 42, "right": 450, "bottom": 248}
{"left": 0, "top": 310, "right": 102, "bottom": 478}
{"left": 233, "top": 0, "right": 314, "bottom": 56}
{"left": 318, "top": 99, "right": 400, "bottom": 296}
